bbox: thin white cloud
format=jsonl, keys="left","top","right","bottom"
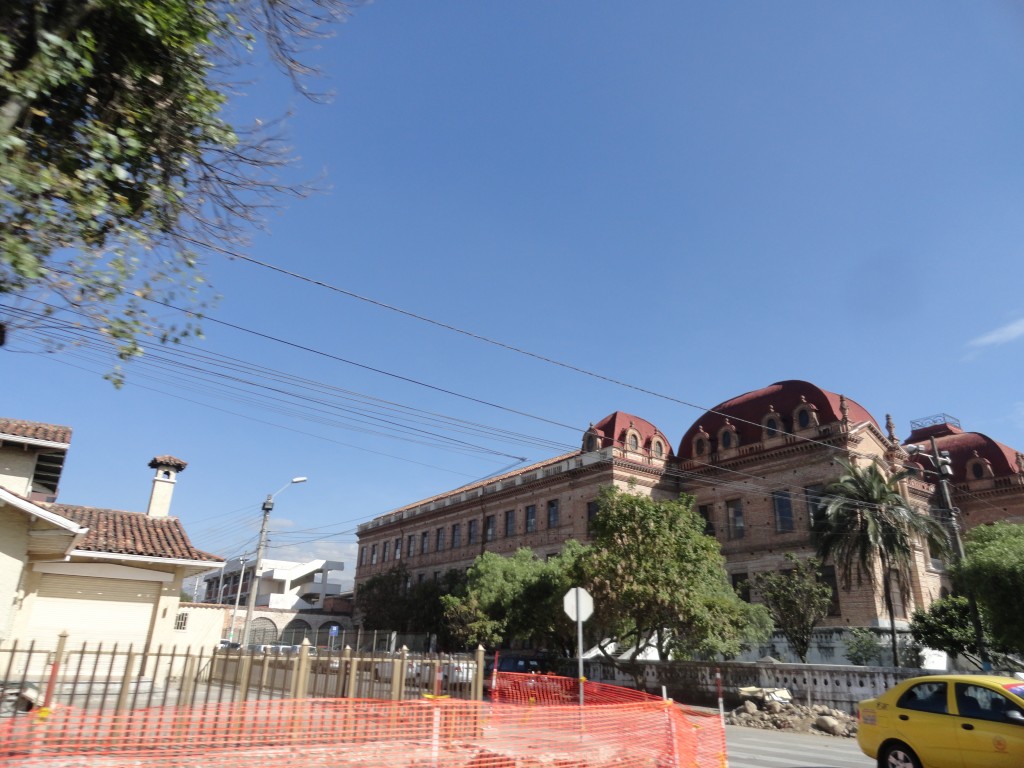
{"left": 968, "top": 318, "right": 1024, "bottom": 348}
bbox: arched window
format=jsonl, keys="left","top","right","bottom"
{"left": 721, "top": 431, "right": 732, "bottom": 449}
{"left": 652, "top": 440, "right": 664, "bottom": 459}
{"left": 695, "top": 438, "right": 706, "bottom": 456}
{"left": 249, "top": 617, "right": 278, "bottom": 645}
{"left": 280, "top": 619, "right": 313, "bottom": 645}
{"left": 628, "top": 433, "right": 639, "bottom": 451}
{"left": 718, "top": 420, "right": 739, "bottom": 452}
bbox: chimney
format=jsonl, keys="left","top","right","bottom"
{"left": 147, "top": 455, "right": 187, "bottom": 517}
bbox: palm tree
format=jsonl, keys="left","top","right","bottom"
{"left": 813, "top": 459, "right": 948, "bottom": 666}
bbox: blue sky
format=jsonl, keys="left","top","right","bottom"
{"left": 5, "top": 1, "right": 1024, "bottom": 588}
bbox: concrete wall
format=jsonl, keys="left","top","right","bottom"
{"left": 0, "top": 449, "right": 35, "bottom": 498}
{"left": 582, "top": 657, "right": 929, "bottom": 713}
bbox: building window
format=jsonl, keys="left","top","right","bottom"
{"left": 586, "top": 500, "right": 600, "bottom": 534}
{"left": 452, "top": 523, "right": 462, "bottom": 548}
{"left": 695, "top": 438, "right": 706, "bottom": 456}
{"left": 731, "top": 573, "right": 750, "bottom": 602}
{"left": 504, "top": 509, "right": 516, "bottom": 537}
{"left": 697, "top": 504, "right": 715, "bottom": 536}
{"left": 797, "top": 408, "right": 811, "bottom": 429}
{"left": 468, "top": 519, "right": 479, "bottom": 545}
{"left": 394, "top": 538, "right": 402, "bottom": 561}
{"left": 382, "top": 541, "right": 390, "bottom": 562}
{"left": 417, "top": 573, "right": 425, "bottom": 585}
{"left": 890, "top": 569, "right": 906, "bottom": 618}
{"left": 773, "top": 491, "right": 794, "bottom": 533}
{"left": 421, "top": 531, "right": 429, "bottom": 555}
{"left": 652, "top": 440, "right": 664, "bottom": 458}
{"left": 370, "top": 544, "right": 378, "bottom": 565}
{"left": 359, "top": 547, "right": 367, "bottom": 566}
{"left": 547, "top": 499, "right": 560, "bottom": 528}
{"left": 972, "top": 462, "right": 984, "bottom": 479}
{"left": 485, "top": 515, "right": 496, "bottom": 542}
{"left": 720, "top": 431, "right": 732, "bottom": 449}
{"left": 525, "top": 505, "right": 537, "bottom": 533}
{"left": 436, "top": 527, "right": 446, "bottom": 551}
{"left": 174, "top": 612, "right": 188, "bottom": 631}
{"left": 726, "top": 499, "right": 744, "bottom": 539}
{"left": 407, "top": 534, "right": 416, "bottom": 558}
{"left": 804, "top": 484, "right": 826, "bottom": 528}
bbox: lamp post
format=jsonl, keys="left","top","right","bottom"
{"left": 227, "top": 555, "right": 248, "bottom": 643}
{"left": 241, "top": 477, "right": 307, "bottom": 647}
{"left": 906, "top": 440, "right": 990, "bottom": 669}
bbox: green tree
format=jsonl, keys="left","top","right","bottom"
{"left": 355, "top": 564, "right": 413, "bottom": 631}
{"left": 955, "top": 522, "right": 1024, "bottom": 655}
{"left": 1, "top": 0, "right": 354, "bottom": 379}
{"left": 356, "top": 564, "right": 468, "bottom": 650}
{"left": 441, "top": 544, "right": 581, "bottom": 652}
{"left": 578, "top": 487, "right": 769, "bottom": 686}
{"left": 813, "top": 459, "right": 948, "bottom": 667}
{"left": 844, "top": 627, "right": 882, "bottom": 666}
{"left": 909, "top": 595, "right": 984, "bottom": 661}
{"left": 753, "top": 554, "right": 834, "bottom": 662}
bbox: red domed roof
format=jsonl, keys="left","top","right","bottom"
{"left": 589, "top": 411, "right": 673, "bottom": 457}
{"left": 904, "top": 426, "right": 1022, "bottom": 484}
{"left": 677, "top": 380, "right": 879, "bottom": 458}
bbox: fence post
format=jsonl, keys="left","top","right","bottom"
{"left": 294, "top": 639, "right": 311, "bottom": 699}
{"left": 43, "top": 631, "right": 68, "bottom": 709}
{"left": 179, "top": 654, "right": 197, "bottom": 706}
{"left": 472, "top": 645, "right": 485, "bottom": 701}
{"left": 390, "top": 645, "right": 407, "bottom": 701}
{"left": 338, "top": 646, "right": 351, "bottom": 697}
{"left": 345, "top": 646, "right": 359, "bottom": 698}
{"left": 116, "top": 648, "right": 137, "bottom": 714}
{"left": 238, "top": 653, "right": 253, "bottom": 701}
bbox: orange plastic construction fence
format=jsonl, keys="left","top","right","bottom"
{"left": 1, "top": 676, "right": 727, "bottom": 768}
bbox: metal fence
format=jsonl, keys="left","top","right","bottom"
{"left": 0, "top": 634, "right": 484, "bottom": 717}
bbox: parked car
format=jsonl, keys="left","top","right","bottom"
{"left": 440, "top": 658, "right": 477, "bottom": 686}
{"left": 857, "top": 674, "right": 1024, "bottom": 768}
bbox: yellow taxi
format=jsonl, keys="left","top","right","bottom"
{"left": 857, "top": 674, "right": 1024, "bottom": 768}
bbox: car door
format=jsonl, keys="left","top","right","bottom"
{"left": 892, "top": 681, "right": 962, "bottom": 768}
{"left": 953, "top": 682, "right": 1024, "bottom": 768}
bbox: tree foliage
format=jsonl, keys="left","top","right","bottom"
{"left": 955, "top": 522, "right": 1024, "bottom": 656}
{"left": 578, "top": 487, "right": 769, "bottom": 679}
{"left": 814, "top": 459, "right": 948, "bottom": 666}
{"left": 909, "top": 595, "right": 984, "bottom": 660}
{"left": 753, "top": 554, "right": 833, "bottom": 663}
{"left": 1, "top": 0, "right": 354, "bottom": 378}
{"left": 440, "top": 545, "right": 581, "bottom": 652}
{"left": 355, "top": 564, "right": 468, "bottom": 650}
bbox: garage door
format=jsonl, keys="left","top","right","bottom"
{"left": 24, "top": 574, "right": 159, "bottom": 650}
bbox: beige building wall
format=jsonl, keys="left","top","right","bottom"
{"left": 0, "top": 449, "right": 36, "bottom": 498}
{"left": 0, "top": 508, "right": 28, "bottom": 642}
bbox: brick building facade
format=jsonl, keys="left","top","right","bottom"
{"left": 354, "top": 380, "right": 1024, "bottom": 633}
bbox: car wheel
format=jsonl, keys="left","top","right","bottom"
{"left": 879, "top": 742, "right": 921, "bottom": 768}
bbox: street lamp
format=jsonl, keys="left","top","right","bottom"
{"left": 240, "top": 477, "right": 307, "bottom": 647}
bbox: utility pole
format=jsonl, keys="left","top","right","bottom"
{"left": 241, "top": 495, "right": 274, "bottom": 647}
{"left": 239, "top": 477, "right": 306, "bottom": 647}
{"left": 909, "top": 439, "right": 990, "bottom": 669}
{"left": 228, "top": 555, "right": 247, "bottom": 643}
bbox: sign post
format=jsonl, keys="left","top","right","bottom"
{"left": 563, "top": 587, "right": 594, "bottom": 706}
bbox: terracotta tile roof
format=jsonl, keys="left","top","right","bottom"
{"left": 591, "top": 411, "right": 674, "bottom": 457}
{"left": 0, "top": 418, "right": 72, "bottom": 445}
{"left": 905, "top": 430, "right": 1023, "bottom": 484}
{"left": 678, "top": 379, "right": 878, "bottom": 457}
{"left": 42, "top": 504, "right": 222, "bottom": 563}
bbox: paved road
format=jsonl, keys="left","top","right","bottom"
{"left": 725, "top": 725, "right": 874, "bottom": 768}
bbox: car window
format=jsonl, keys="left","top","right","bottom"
{"left": 898, "top": 681, "right": 948, "bottom": 714}
{"left": 956, "top": 683, "right": 1024, "bottom": 722}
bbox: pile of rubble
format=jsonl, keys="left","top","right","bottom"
{"left": 726, "top": 697, "right": 858, "bottom": 738}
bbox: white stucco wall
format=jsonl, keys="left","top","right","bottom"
{"left": 0, "top": 449, "right": 35, "bottom": 497}
{"left": 0, "top": 506, "right": 28, "bottom": 642}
